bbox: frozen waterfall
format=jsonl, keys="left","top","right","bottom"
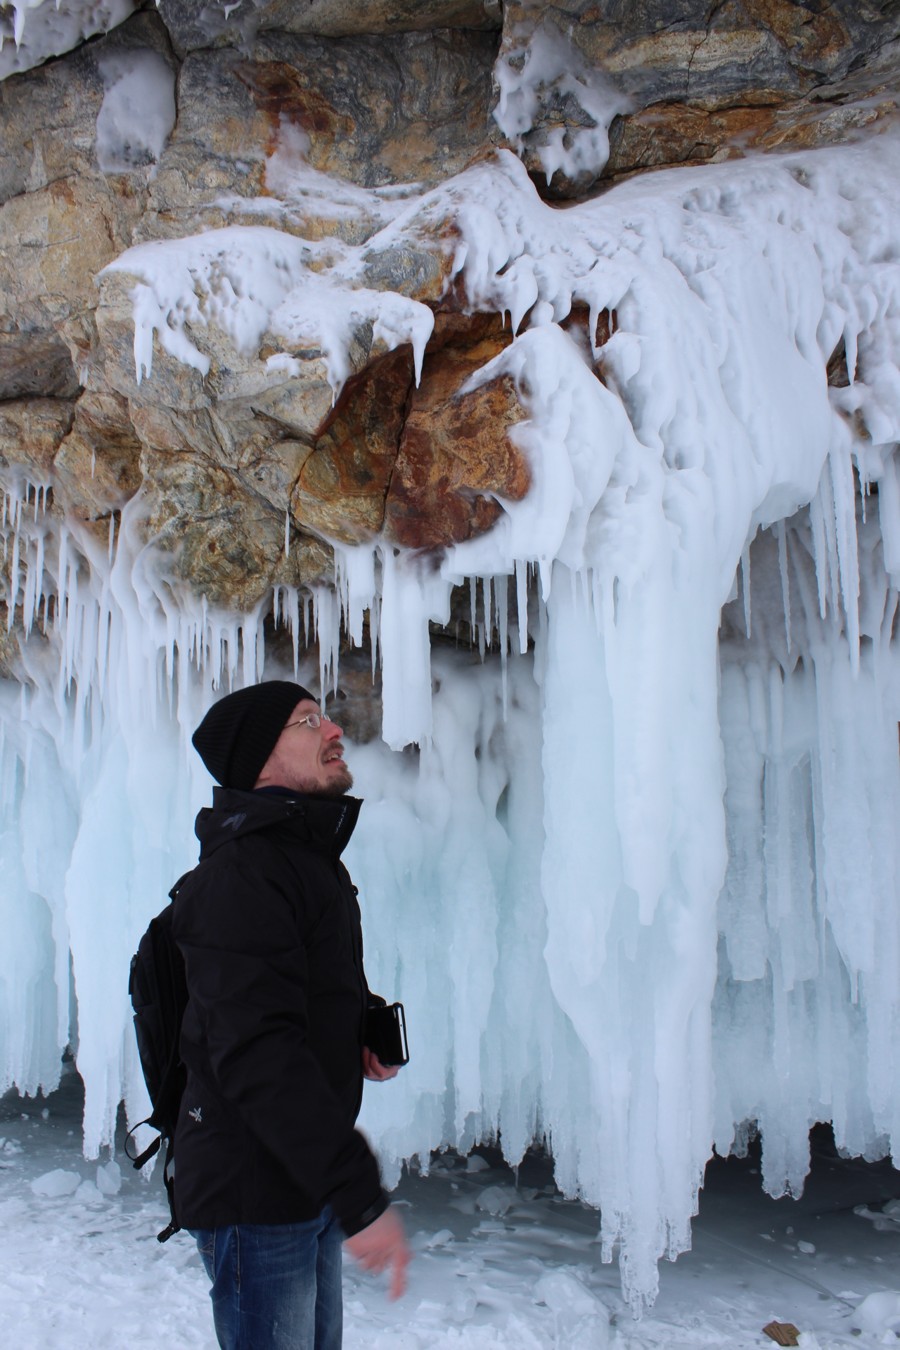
{"left": 3, "top": 134, "right": 900, "bottom": 1313}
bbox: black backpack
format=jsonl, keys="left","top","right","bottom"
{"left": 125, "top": 871, "right": 192, "bottom": 1242}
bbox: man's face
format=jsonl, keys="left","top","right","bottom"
{"left": 256, "top": 698, "right": 353, "bottom": 796}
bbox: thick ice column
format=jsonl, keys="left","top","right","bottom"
{"left": 0, "top": 712, "right": 62, "bottom": 1097}
{"left": 538, "top": 557, "right": 725, "bottom": 1311}
{"left": 378, "top": 548, "right": 452, "bottom": 750}
{"left": 715, "top": 509, "right": 900, "bottom": 1191}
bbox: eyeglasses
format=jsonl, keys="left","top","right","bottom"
{"left": 284, "top": 711, "right": 332, "bottom": 731}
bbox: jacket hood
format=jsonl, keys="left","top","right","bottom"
{"left": 195, "top": 787, "right": 362, "bottom": 860}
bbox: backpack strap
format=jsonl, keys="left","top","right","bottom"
{"left": 157, "top": 1133, "right": 179, "bottom": 1242}
{"left": 123, "top": 1118, "right": 162, "bottom": 1168}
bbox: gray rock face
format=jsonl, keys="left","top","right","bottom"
{"left": 0, "top": 13, "right": 173, "bottom": 200}
{"left": 0, "top": 333, "right": 82, "bottom": 401}
{"left": 155, "top": 0, "right": 502, "bottom": 55}
{"left": 131, "top": 24, "right": 497, "bottom": 253}
{"left": 0, "top": 11, "right": 177, "bottom": 401}
{"left": 497, "top": 0, "right": 900, "bottom": 190}
{"left": 503, "top": 0, "right": 900, "bottom": 102}
{"left": 0, "top": 399, "right": 74, "bottom": 487}
{"left": 249, "top": 27, "right": 497, "bottom": 188}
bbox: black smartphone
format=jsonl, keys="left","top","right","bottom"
{"left": 365, "top": 1002, "right": 410, "bottom": 1067}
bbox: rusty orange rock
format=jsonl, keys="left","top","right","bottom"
{"left": 292, "top": 346, "right": 414, "bottom": 543}
{"left": 289, "top": 313, "right": 530, "bottom": 553}
{"left": 235, "top": 60, "right": 354, "bottom": 165}
{"left": 384, "top": 315, "right": 529, "bottom": 549}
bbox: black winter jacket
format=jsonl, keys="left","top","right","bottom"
{"left": 171, "top": 787, "right": 388, "bottom": 1236}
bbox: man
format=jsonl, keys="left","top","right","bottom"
{"left": 172, "top": 679, "right": 409, "bottom": 1349}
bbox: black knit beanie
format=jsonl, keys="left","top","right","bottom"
{"left": 192, "top": 681, "right": 315, "bottom": 789}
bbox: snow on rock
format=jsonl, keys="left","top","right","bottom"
{"left": 3, "top": 131, "right": 900, "bottom": 1316}
{"left": 0, "top": 0, "right": 138, "bottom": 80}
{"left": 95, "top": 48, "right": 176, "bottom": 175}
{"left": 492, "top": 18, "right": 632, "bottom": 189}
{"left": 102, "top": 226, "right": 434, "bottom": 398}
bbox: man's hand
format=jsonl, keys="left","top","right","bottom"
{"left": 345, "top": 1207, "right": 410, "bottom": 1299}
{"left": 362, "top": 1047, "right": 400, "bottom": 1081}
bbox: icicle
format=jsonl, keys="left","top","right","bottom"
{"left": 338, "top": 544, "right": 376, "bottom": 649}
{"left": 497, "top": 575, "right": 509, "bottom": 717}
{"left": 7, "top": 509, "right": 21, "bottom": 625}
{"left": 776, "top": 520, "right": 792, "bottom": 658}
{"left": 290, "top": 589, "right": 301, "bottom": 676}
{"left": 478, "top": 577, "right": 490, "bottom": 661}
{"left": 255, "top": 617, "right": 266, "bottom": 678}
{"left": 875, "top": 458, "right": 900, "bottom": 584}
{"left": 486, "top": 575, "right": 493, "bottom": 652}
{"left": 31, "top": 529, "right": 44, "bottom": 633}
{"left": 808, "top": 484, "right": 829, "bottom": 620}
{"left": 284, "top": 506, "right": 290, "bottom": 559}
{"left": 370, "top": 588, "right": 380, "bottom": 680}
{"left": 828, "top": 447, "right": 861, "bottom": 672}
{"left": 740, "top": 539, "right": 752, "bottom": 638}
{"left": 312, "top": 586, "right": 340, "bottom": 700}
{"left": 96, "top": 593, "right": 110, "bottom": 705}
{"left": 21, "top": 541, "right": 36, "bottom": 637}
{"left": 590, "top": 568, "right": 604, "bottom": 638}
{"left": 516, "top": 558, "right": 529, "bottom": 654}
{"left": 814, "top": 457, "right": 841, "bottom": 624}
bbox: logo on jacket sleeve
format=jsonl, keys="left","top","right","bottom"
{"left": 188, "top": 1106, "right": 203, "bottom": 1124}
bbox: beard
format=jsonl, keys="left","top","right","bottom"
{"left": 294, "top": 760, "right": 353, "bottom": 797}
{"left": 319, "top": 765, "right": 353, "bottom": 797}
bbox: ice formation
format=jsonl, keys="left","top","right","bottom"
{"left": 2, "top": 130, "right": 900, "bottom": 1314}
{"left": 492, "top": 18, "right": 632, "bottom": 185}
{"left": 95, "top": 48, "right": 176, "bottom": 175}
{"left": 0, "top": 0, "right": 137, "bottom": 79}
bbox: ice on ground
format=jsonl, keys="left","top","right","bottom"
{"left": 30, "top": 1168, "right": 81, "bottom": 1197}
{"left": 96, "top": 1159, "right": 121, "bottom": 1195}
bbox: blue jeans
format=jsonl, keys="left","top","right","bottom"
{"left": 192, "top": 1210, "right": 343, "bottom": 1350}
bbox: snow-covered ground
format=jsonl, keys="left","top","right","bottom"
{"left": 2, "top": 1070, "right": 899, "bottom": 1349}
